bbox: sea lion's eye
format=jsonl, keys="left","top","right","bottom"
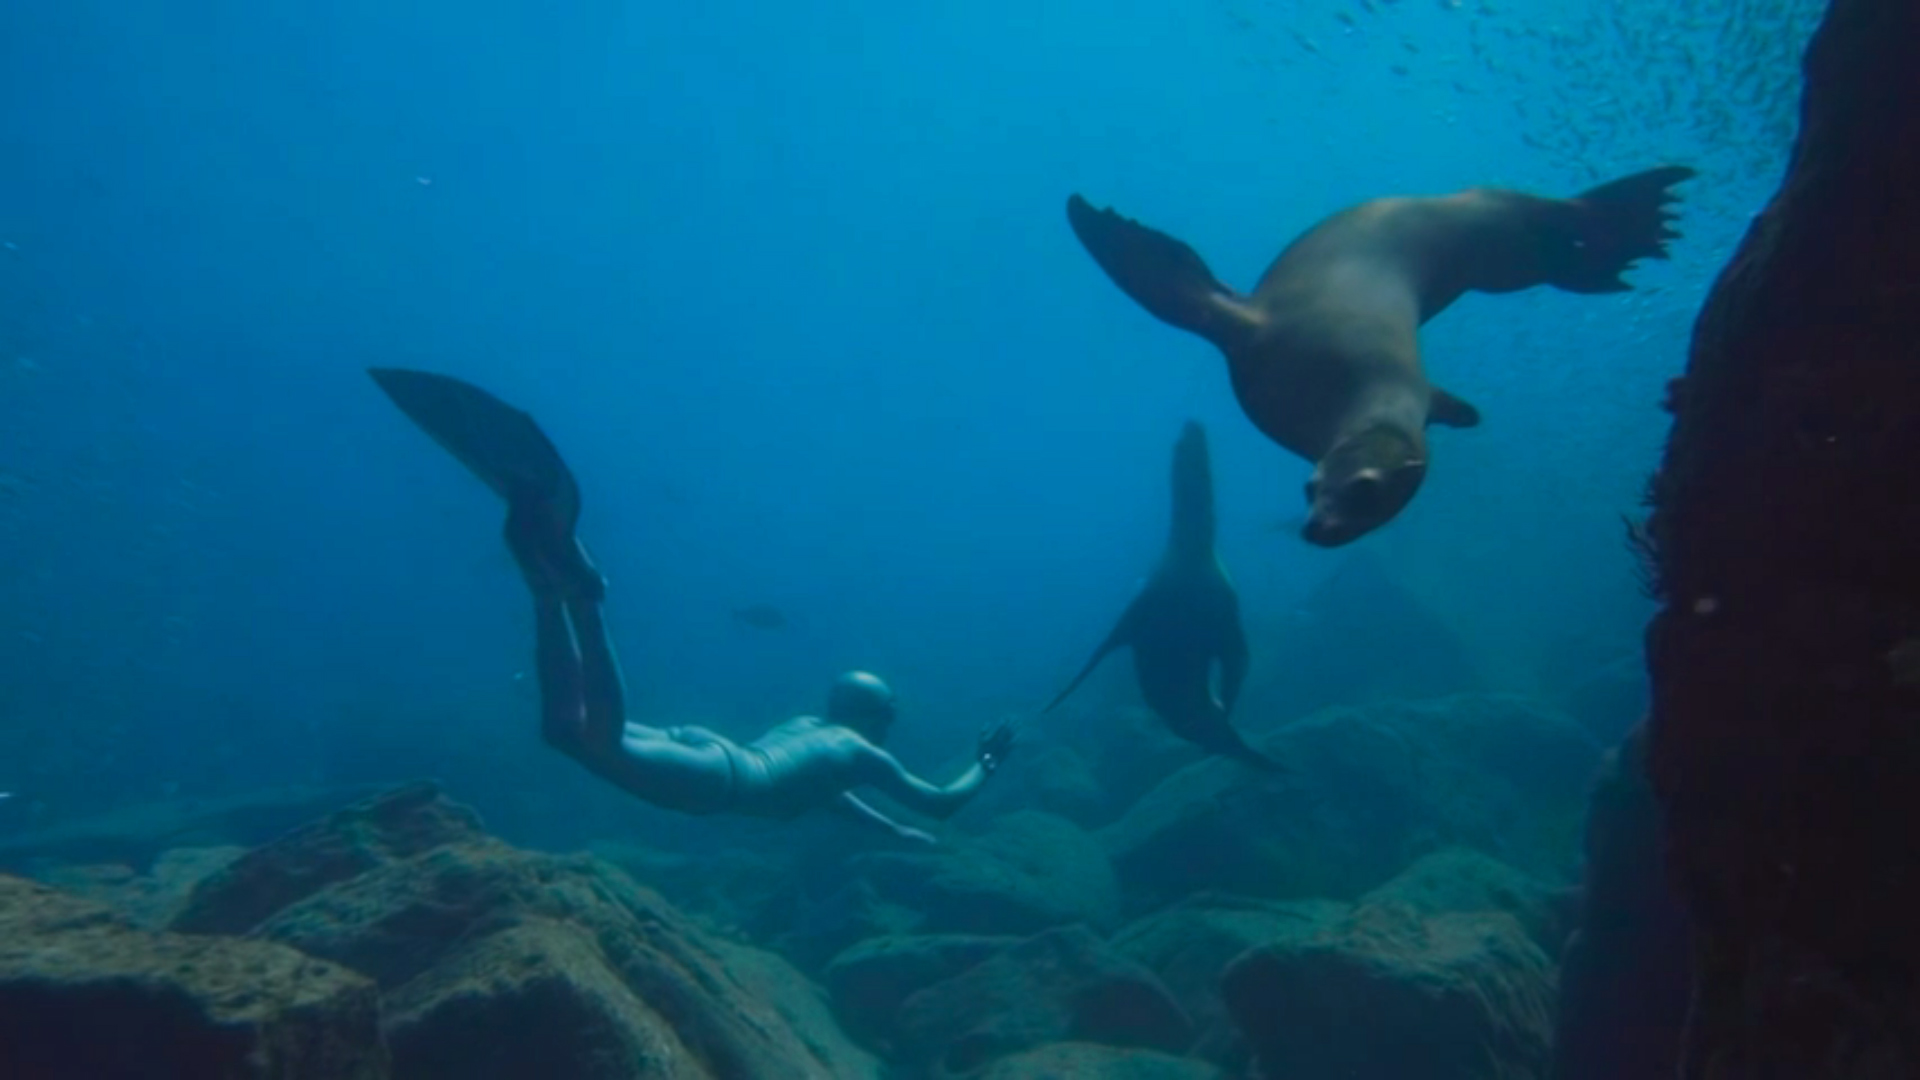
{"left": 1345, "top": 474, "right": 1384, "bottom": 511}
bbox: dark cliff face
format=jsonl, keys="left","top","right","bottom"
{"left": 1641, "top": 0, "right": 1920, "bottom": 1075}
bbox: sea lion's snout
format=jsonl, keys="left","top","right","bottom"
{"left": 1301, "top": 457, "right": 1425, "bottom": 547}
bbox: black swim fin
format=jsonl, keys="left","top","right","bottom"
{"left": 368, "top": 367, "right": 581, "bottom": 528}
{"left": 1066, "top": 195, "right": 1259, "bottom": 350}
{"left": 1549, "top": 165, "right": 1698, "bottom": 294}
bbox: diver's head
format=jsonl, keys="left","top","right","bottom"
{"left": 827, "top": 670, "right": 898, "bottom": 741}
{"left": 1301, "top": 426, "right": 1426, "bottom": 547}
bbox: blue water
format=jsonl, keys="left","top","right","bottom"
{"left": 0, "top": 1, "right": 1819, "bottom": 828}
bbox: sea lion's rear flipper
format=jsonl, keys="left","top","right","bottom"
{"left": 1548, "top": 165, "right": 1698, "bottom": 294}
{"left": 1066, "top": 195, "right": 1261, "bottom": 350}
{"left": 1428, "top": 388, "right": 1482, "bottom": 429}
{"left": 1042, "top": 600, "right": 1139, "bottom": 713}
{"left": 369, "top": 367, "right": 581, "bottom": 525}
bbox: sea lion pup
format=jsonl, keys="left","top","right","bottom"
{"left": 1044, "top": 419, "right": 1279, "bottom": 770}
{"left": 1065, "top": 165, "right": 1697, "bottom": 546}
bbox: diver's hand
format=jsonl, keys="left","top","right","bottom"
{"left": 976, "top": 717, "right": 1016, "bottom": 774}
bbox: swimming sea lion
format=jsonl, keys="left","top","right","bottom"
{"left": 1065, "top": 165, "right": 1697, "bottom": 546}
{"left": 1045, "top": 420, "right": 1278, "bottom": 770}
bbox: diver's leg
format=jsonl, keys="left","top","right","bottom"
{"left": 507, "top": 507, "right": 595, "bottom": 753}
{"left": 531, "top": 594, "right": 590, "bottom": 751}
{"left": 563, "top": 582, "right": 631, "bottom": 755}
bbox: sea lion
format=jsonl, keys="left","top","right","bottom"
{"left": 1065, "top": 165, "right": 1697, "bottom": 545}
{"left": 1044, "top": 420, "right": 1278, "bottom": 770}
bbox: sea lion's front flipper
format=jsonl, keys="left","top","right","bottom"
{"left": 1066, "top": 195, "right": 1260, "bottom": 350}
{"left": 1218, "top": 613, "right": 1250, "bottom": 717}
{"left": 1428, "top": 388, "right": 1482, "bottom": 429}
{"left": 1042, "top": 599, "right": 1140, "bottom": 713}
{"left": 369, "top": 367, "right": 581, "bottom": 527}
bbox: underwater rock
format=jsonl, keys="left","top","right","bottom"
{"left": 1551, "top": 720, "right": 1690, "bottom": 1080}
{"left": 966, "top": 742, "right": 1110, "bottom": 829}
{"left": 784, "top": 810, "right": 1121, "bottom": 967}
{"left": 1102, "top": 694, "right": 1601, "bottom": 911}
{"left": 1561, "top": 654, "right": 1649, "bottom": 746}
{"left": 0, "top": 782, "right": 380, "bottom": 874}
{"left": 1112, "top": 893, "right": 1346, "bottom": 1068}
{"left": 33, "top": 843, "right": 246, "bottom": 928}
{"left": 1637, "top": 0, "right": 1920, "bottom": 1074}
{"left": 890, "top": 924, "right": 1195, "bottom": 1079}
{"left": 1222, "top": 900, "right": 1555, "bottom": 1080}
{"left": 170, "top": 782, "right": 880, "bottom": 1080}
{"left": 977, "top": 1042, "right": 1226, "bottom": 1080}
{"left": 825, "top": 933, "right": 1022, "bottom": 1054}
{"left": 170, "top": 779, "right": 482, "bottom": 936}
{"left": 1040, "top": 705, "right": 1211, "bottom": 828}
{"left": 0, "top": 873, "right": 387, "bottom": 1079}
{"left": 1360, "top": 846, "right": 1574, "bottom": 957}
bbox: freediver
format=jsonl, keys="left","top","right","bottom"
{"left": 370, "top": 367, "right": 1015, "bottom": 843}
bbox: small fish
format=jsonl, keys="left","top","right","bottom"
{"left": 732, "top": 604, "right": 789, "bottom": 631}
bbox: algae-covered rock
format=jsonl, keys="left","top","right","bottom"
{"left": 892, "top": 924, "right": 1194, "bottom": 1078}
{"left": 979, "top": 1042, "right": 1226, "bottom": 1079}
{"left": 783, "top": 810, "right": 1120, "bottom": 968}
{"left": 825, "top": 933, "right": 1020, "bottom": 1052}
{"left": 0, "top": 873, "right": 387, "bottom": 1079}
{"left": 1222, "top": 900, "right": 1555, "bottom": 1080}
{"left": 31, "top": 843, "right": 245, "bottom": 928}
{"left": 1101, "top": 694, "right": 1601, "bottom": 910}
{"left": 1113, "top": 893, "right": 1345, "bottom": 1067}
{"left": 1360, "top": 846, "right": 1573, "bottom": 955}
{"left": 0, "top": 783, "right": 380, "bottom": 873}
{"left": 171, "top": 782, "right": 880, "bottom": 1080}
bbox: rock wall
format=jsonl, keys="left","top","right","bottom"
{"left": 1641, "top": 0, "right": 1920, "bottom": 1074}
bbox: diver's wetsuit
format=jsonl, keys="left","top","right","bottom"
{"left": 367, "top": 366, "right": 1007, "bottom": 831}
{"left": 518, "top": 526, "right": 1002, "bottom": 826}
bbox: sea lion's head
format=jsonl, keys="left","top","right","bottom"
{"left": 1301, "top": 427, "right": 1426, "bottom": 547}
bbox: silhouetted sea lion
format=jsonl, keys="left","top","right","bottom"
{"left": 1045, "top": 420, "right": 1278, "bottom": 770}
{"left": 1066, "top": 165, "right": 1697, "bottom": 546}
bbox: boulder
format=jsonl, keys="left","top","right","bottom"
{"left": 1101, "top": 694, "right": 1601, "bottom": 911}
{"left": 825, "top": 934, "right": 1020, "bottom": 1053}
{"left": 0, "top": 783, "right": 379, "bottom": 873}
{"left": 1360, "top": 846, "right": 1573, "bottom": 956}
{"left": 965, "top": 743, "right": 1111, "bottom": 829}
{"left": 1222, "top": 900, "right": 1555, "bottom": 1080}
{"left": 979, "top": 1042, "right": 1225, "bottom": 1080}
{"left": 1637, "top": 0, "right": 1920, "bottom": 1072}
{"left": 1550, "top": 722, "right": 1690, "bottom": 1080}
{"left": 0, "top": 873, "right": 387, "bottom": 1079}
{"left": 170, "top": 779, "right": 482, "bottom": 937}
{"left": 892, "top": 925, "right": 1194, "bottom": 1078}
{"left": 1113, "top": 893, "right": 1345, "bottom": 1067}
{"left": 173, "top": 782, "right": 881, "bottom": 1080}
{"left": 780, "top": 810, "right": 1120, "bottom": 968}
{"left": 32, "top": 844, "right": 246, "bottom": 928}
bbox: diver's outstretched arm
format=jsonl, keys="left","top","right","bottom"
{"left": 832, "top": 793, "right": 936, "bottom": 844}
{"left": 856, "top": 718, "right": 1013, "bottom": 821}
{"left": 857, "top": 752, "right": 989, "bottom": 821}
